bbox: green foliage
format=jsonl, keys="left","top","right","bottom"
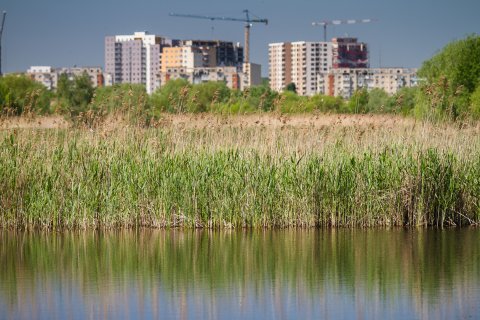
{"left": 1, "top": 128, "right": 479, "bottom": 228}
{"left": 277, "top": 91, "right": 309, "bottom": 113}
{"left": 470, "top": 85, "right": 480, "bottom": 119}
{"left": 347, "top": 89, "right": 370, "bottom": 113}
{"left": 0, "top": 74, "right": 52, "bottom": 115}
{"left": 391, "top": 87, "right": 418, "bottom": 115}
{"left": 56, "top": 72, "right": 94, "bottom": 116}
{"left": 243, "top": 85, "right": 279, "bottom": 112}
{"left": 150, "top": 80, "right": 282, "bottom": 114}
{"left": 415, "top": 77, "right": 470, "bottom": 122}
{"left": 149, "top": 79, "right": 192, "bottom": 113}
{"left": 285, "top": 83, "right": 297, "bottom": 94}
{"left": 417, "top": 34, "right": 480, "bottom": 121}
{"left": 366, "top": 88, "right": 393, "bottom": 113}
{"left": 419, "top": 34, "right": 480, "bottom": 94}
{"left": 188, "top": 81, "right": 230, "bottom": 112}
{"left": 92, "top": 84, "right": 149, "bottom": 113}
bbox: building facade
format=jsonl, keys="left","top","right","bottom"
{"left": 180, "top": 40, "right": 243, "bottom": 67}
{"left": 105, "top": 31, "right": 172, "bottom": 94}
{"left": 159, "top": 66, "right": 242, "bottom": 90}
{"left": 161, "top": 46, "right": 204, "bottom": 72}
{"left": 318, "top": 68, "right": 418, "bottom": 98}
{"left": 269, "top": 41, "right": 332, "bottom": 96}
{"left": 332, "top": 37, "right": 369, "bottom": 69}
{"left": 242, "top": 63, "right": 262, "bottom": 89}
{"left": 27, "top": 66, "right": 103, "bottom": 90}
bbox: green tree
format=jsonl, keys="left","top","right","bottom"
{"left": 417, "top": 34, "right": 480, "bottom": 120}
{"left": 71, "top": 72, "right": 94, "bottom": 112}
{"left": 285, "top": 83, "right": 297, "bottom": 94}
{"left": 419, "top": 34, "right": 480, "bottom": 94}
{"left": 0, "top": 74, "right": 52, "bottom": 115}
{"left": 56, "top": 72, "right": 94, "bottom": 115}
{"left": 304, "top": 94, "right": 345, "bottom": 113}
{"left": 391, "top": 87, "right": 418, "bottom": 115}
{"left": 470, "top": 85, "right": 480, "bottom": 119}
{"left": 149, "top": 79, "right": 192, "bottom": 113}
{"left": 347, "top": 89, "right": 369, "bottom": 113}
{"left": 56, "top": 73, "right": 72, "bottom": 104}
{"left": 366, "top": 88, "right": 392, "bottom": 113}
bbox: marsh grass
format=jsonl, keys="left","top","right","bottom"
{"left": 1, "top": 116, "right": 479, "bottom": 229}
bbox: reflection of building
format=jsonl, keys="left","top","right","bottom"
{"left": 105, "top": 31, "right": 172, "bottom": 94}
{"left": 269, "top": 41, "right": 332, "bottom": 96}
{"left": 317, "top": 68, "right": 418, "bottom": 98}
{"left": 27, "top": 66, "right": 104, "bottom": 90}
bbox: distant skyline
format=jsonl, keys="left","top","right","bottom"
{"left": 1, "top": 0, "right": 479, "bottom": 76}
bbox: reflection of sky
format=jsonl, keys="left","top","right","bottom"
{"left": 2, "top": 272, "right": 480, "bottom": 319}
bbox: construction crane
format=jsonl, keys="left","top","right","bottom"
{"left": 169, "top": 10, "right": 268, "bottom": 64}
{"left": 0, "top": 11, "right": 6, "bottom": 77}
{"left": 312, "top": 18, "right": 377, "bottom": 42}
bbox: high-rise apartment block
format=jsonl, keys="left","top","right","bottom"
{"left": 161, "top": 46, "right": 205, "bottom": 72}
{"left": 332, "top": 37, "right": 369, "bottom": 69}
{"left": 105, "top": 32, "right": 172, "bottom": 94}
{"left": 158, "top": 40, "right": 259, "bottom": 90}
{"left": 269, "top": 37, "right": 417, "bottom": 97}
{"left": 105, "top": 32, "right": 251, "bottom": 93}
{"left": 269, "top": 41, "right": 332, "bottom": 96}
{"left": 179, "top": 40, "right": 244, "bottom": 67}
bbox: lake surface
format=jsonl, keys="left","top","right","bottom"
{"left": 1, "top": 229, "right": 479, "bottom": 319}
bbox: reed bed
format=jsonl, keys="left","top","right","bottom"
{"left": 1, "top": 115, "right": 479, "bottom": 229}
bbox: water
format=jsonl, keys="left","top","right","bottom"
{"left": 0, "top": 229, "right": 479, "bottom": 319}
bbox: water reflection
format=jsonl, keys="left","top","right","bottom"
{"left": 1, "top": 229, "right": 479, "bottom": 319}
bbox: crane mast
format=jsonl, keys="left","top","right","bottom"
{"left": 312, "top": 18, "right": 377, "bottom": 42}
{"left": 0, "top": 11, "right": 6, "bottom": 77}
{"left": 169, "top": 10, "right": 268, "bottom": 65}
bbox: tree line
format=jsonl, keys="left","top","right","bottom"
{"left": 1, "top": 34, "right": 479, "bottom": 122}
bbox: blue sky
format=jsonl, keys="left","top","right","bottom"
{"left": 1, "top": 0, "right": 479, "bottom": 76}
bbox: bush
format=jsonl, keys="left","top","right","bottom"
{"left": 0, "top": 74, "right": 52, "bottom": 115}
{"left": 470, "top": 85, "right": 480, "bottom": 119}
{"left": 149, "top": 79, "right": 192, "bottom": 113}
{"left": 417, "top": 34, "right": 480, "bottom": 121}
{"left": 347, "top": 89, "right": 369, "bottom": 113}
{"left": 56, "top": 72, "right": 94, "bottom": 116}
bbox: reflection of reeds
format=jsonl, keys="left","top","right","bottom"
{"left": 0, "top": 119, "right": 479, "bottom": 229}
{"left": 0, "top": 229, "right": 479, "bottom": 319}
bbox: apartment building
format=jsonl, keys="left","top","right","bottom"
{"left": 105, "top": 31, "right": 172, "bottom": 94}
{"left": 269, "top": 41, "right": 332, "bottom": 96}
{"left": 318, "top": 68, "right": 418, "bottom": 98}
{"left": 180, "top": 40, "right": 244, "bottom": 67}
{"left": 27, "top": 66, "right": 103, "bottom": 90}
{"left": 242, "top": 63, "right": 262, "bottom": 89}
{"left": 159, "top": 66, "right": 241, "bottom": 90}
{"left": 332, "top": 37, "right": 369, "bottom": 69}
{"left": 268, "top": 42, "right": 291, "bottom": 93}
{"left": 161, "top": 46, "right": 204, "bottom": 72}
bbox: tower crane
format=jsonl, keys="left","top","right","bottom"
{"left": 312, "top": 18, "right": 377, "bottom": 42}
{"left": 0, "top": 11, "right": 6, "bottom": 77}
{"left": 169, "top": 10, "right": 268, "bottom": 64}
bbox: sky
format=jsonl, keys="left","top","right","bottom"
{"left": 1, "top": 0, "right": 479, "bottom": 76}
